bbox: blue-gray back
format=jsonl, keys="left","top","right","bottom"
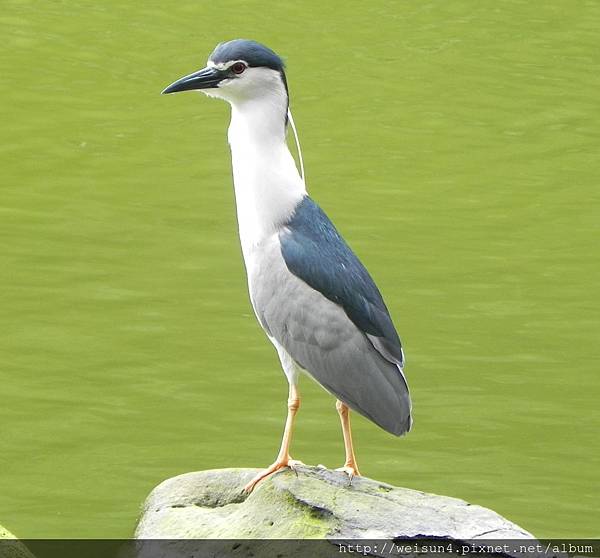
{"left": 280, "top": 196, "right": 405, "bottom": 368}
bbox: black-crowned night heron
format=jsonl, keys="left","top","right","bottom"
{"left": 162, "top": 39, "right": 412, "bottom": 493}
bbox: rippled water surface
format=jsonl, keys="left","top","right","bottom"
{"left": 1, "top": 0, "right": 599, "bottom": 538}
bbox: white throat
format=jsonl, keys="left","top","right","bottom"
{"left": 224, "top": 74, "right": 306, "bottom": 261}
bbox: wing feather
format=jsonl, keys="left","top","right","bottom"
{"left": 280, "top": 197, "right": 405, "bottom": 368}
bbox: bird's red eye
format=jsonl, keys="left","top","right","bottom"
{"left": 231, "top": 62, "right": 246, "bottom": 75}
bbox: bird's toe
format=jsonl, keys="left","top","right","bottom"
{"left": 287, "top": 458, "right": 306, "bottom": 477}
{"left": 335, "top": 465, "right": 361, "bottom": 485}
{"left": 243, "top": 456, "right": 304, "bottom": 493}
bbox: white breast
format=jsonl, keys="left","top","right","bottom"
{"left": 226, "top": 78, "right": 306, "bottom": 263}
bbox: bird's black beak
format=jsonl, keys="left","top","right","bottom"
{"left": 161, "top": 66, "right": 223, "bottom": 95}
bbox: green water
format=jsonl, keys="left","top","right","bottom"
{"left": 1, "top": 0, "right": 599, "bottom": 539}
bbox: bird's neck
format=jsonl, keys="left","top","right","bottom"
{"left": 227, "top": 92, "right": 306, "bottom": 260}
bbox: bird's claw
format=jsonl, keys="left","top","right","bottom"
{"left": 336, "top": 465, "right": 361, "bottom": 486}
{"left": 243, "top": 457, "right": 305, "bottom": 493}
{"left": 288, "top": 458, "right": 305, "bottom": 478}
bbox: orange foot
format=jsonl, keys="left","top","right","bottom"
{"left": 336, "top": 464, "right": 361, "bottom": 484}
{"left": 243, "top": 457, "right": 305, "bottom": 493}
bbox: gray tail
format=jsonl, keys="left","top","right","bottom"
{"left": 326, "top": 362, "right": 412, "bottom": 437}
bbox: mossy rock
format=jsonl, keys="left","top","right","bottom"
{"left": 135, "top": 465, "right": 533, "bottom": 540}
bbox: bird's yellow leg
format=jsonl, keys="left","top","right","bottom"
{"left": 243, "top": 384, "right": 303, "bottom": 493}
{"left": 335, "top": 399, "right": 361, "bottom": 480}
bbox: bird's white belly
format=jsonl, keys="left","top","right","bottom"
{"left": 243, "top": 232, "right": 286, "bottom": 327}
{"left": 242, "top": 232, "right": 302, "bottom": 384}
